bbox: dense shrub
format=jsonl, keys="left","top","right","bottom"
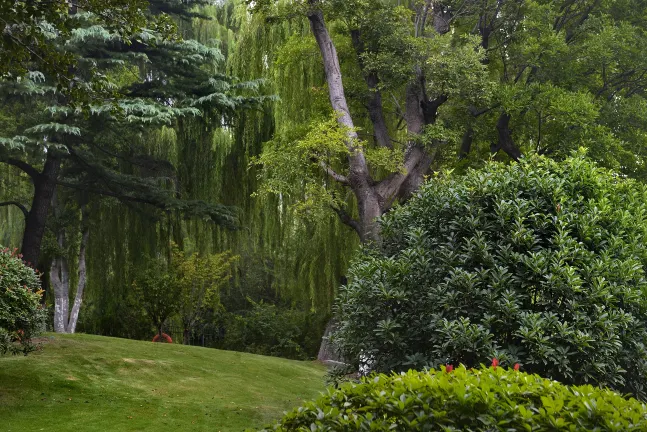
{"left": 260, "top": 366, "right": 647, "bottom": 431}
{"left": 0, "top": 247, "right": 45, "bottom": 354}
{"left": 333, "top": 153, "right": 647, "bottom": 398}
{"left": 218, "top": 300, "right": 326, "bottom": 360}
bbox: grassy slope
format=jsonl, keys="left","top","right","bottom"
{"left": 0, "top": 334, "right": 326, "bottom": 432}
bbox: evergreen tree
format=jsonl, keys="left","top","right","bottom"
{"left": 0, "top": 1, "right": 267, "bottom": 268}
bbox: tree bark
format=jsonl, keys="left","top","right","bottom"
{"left": 308, "top": 8, "right": 382, "bottom": 243}
{"left": 493, "top": 112, "right": 522, "bottom": 160}
{"left": 22, "top": 153, "right": 60, "bottom": 268}
{"left": 66, "top": 219, "right": 89, "bottom": 333}
{"left": 51, "top": 202, "right": 89, "bottom": 334}
{"left": 51, "top": 234, "right": 70, "bottom": 333}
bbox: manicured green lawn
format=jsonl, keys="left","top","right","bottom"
{"left": 0, "top": 334, "right": 326, "bottom": 432}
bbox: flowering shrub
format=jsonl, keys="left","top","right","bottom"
{"left": 333, "top": 153, "right": 647, "bottom": 398}
{"left": 259, "top": 365, "right": 647, "bottom": 431}
{"left": 0, "top": 247, "right": 45, "bottom": 355}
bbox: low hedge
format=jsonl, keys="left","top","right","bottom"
{"left": 260, "top": 365, "right": 647, "bottom": 431}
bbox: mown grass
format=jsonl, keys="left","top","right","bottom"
{"left": 0, "top": 334, "right": 326, "bottom": 432}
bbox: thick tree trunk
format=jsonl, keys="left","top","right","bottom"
{"left": 22, "top": 153, "right": 60, "bottom": 268}
{"left": 493, "top": 112, "right": 522, "bottom": 160}
{"left": 308, "top": 8, "right": 382, "bottom": 243}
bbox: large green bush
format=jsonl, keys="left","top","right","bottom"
{"left": 333, "top": 153, "right": 647, "bottom": 398}
{"left": 260, "top": 366, "right": 647, "bottom": 431}
{"left": 0, "top": 247, "right": 45, "bottom": 355}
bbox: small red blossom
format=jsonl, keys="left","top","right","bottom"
{"left": 513, "top": 363, "right": 520, "bottom": 371}
{"left": 491, "top": 358, "right": 499, "bottom": 370}
{"left": 445, "top": 364, "right": 454, "bottom": 373}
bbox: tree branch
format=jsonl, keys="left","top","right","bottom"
{"left": 330, "top": 205, "right": 361, "bottom": 237}
{"left": 319, "top": 161, "right": 350, "bottom": 185}
{"left": 0, "top": 201, "right": 29, "bottom": 218}
{"left": 1, "top": 158, "right": 40, "bottom": 179}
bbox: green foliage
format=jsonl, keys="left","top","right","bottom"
{"left": 260, "top": 366, "right": 647, "bottom": 431}
{"left": 0, "top": 0, "right": 176, "bottom": 101}
{"left": 132, "top": 258, "right": 178, "bottom": 336}
{"left": 334, "top": 153, "right": 647, "bottom": 399}
{"left": 172, "top": 244, "right": 238, "bottom": 338}
{"left": 0, "top": 246, "right": 45, "bottom": 355}
{"left": 219, "top": 299, "right": 326, "bottom": 360}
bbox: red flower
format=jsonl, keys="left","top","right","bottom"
{"left": 491, "top": 358, "right": 499, "bottom": 370}
{"left": 445, "top": 364, "right": 454, "bottom": 373}
{"left": 513, "top": 363, "right": 520, "bottom": 371}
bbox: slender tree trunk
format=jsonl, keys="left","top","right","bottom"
{"left": 51, "top": 247, "right": 70, "bottom": 333}
{"left": 66, "top": 220, "right": 89, "bottom": 333}
{"left": 22, "top": 153, "right": 60, "bottom": 268}
{"left": 51, "top": 203, "right": 89, "bottom": 334}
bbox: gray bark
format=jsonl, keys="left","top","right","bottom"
{"left": 50, "top": 203, "right": 89, "bottom": 334}
{"left": 66, "top": 224, "right": 88, "bottom": 333}
{"left": 308, "top": 7, "right": 382, "bottom": 243}
{"left": 308, "top": 2, "right": 451, "bottom": 361}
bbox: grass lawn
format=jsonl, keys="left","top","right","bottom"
{"left": 0, "top": 334, "right": 326, "bottom": 432}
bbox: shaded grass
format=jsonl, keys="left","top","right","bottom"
{"left": 0, "top": 334, "right": 326, "bottom": 431}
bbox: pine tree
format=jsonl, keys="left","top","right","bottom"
{"left": 0, "top": 1, "right": 268, "bottom": 269}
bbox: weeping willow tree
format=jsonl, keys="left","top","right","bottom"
{"left": 173, "top": 2, "right": 358, "bottom": 313}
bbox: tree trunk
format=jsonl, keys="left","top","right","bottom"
{"left": 51, "top": 247, "right": 70, "bottom": 333}
{"left": 66, "top": 222, "right": 89, "bottom": 333}
{"left": 183, "top": 328, "right": 190, "bottom": 345}
{"left": 22, "top": 153, "right": 60, "bottom": 269}
{"left": 308, "top": 8, "right": 382, "bottom": 244}
{"left": 51, "top": 202, "right": 89, "bottom": 334}
{"left": 493, "top": 112, "right": 522, "bottom": 160}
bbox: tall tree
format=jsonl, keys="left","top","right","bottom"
{"left": 250, "top": 0, "right": 647, "bottom": 243}
{"left": 0, "top": 0, "right": 267, "bottom": 268}
{"left": 0, "top": 0, "right": 172, "bottom": 99}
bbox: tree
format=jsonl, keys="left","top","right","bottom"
{"left": 0, "top": 0, "right": 173, "bottom": 99}
{"left": 133, "top": 258, "right": 178, "bottom": 339}
{"left": 172, "top": 244, "right": 238, "bottom": 344}
{"left": 250, "top": 0, "right": 647, "bottom": 242}
{"left": 0, "top": 0, "right": 268, "bottom": 268}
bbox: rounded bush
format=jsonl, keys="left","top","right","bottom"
{"left": 0, "top": 246, "right": 45, "bottom": 355}
{"left": 333, "top": 154, "right": 647, "bottom": 398}
{"left": 260, "top": 366, "right": 647, "bottom": 431}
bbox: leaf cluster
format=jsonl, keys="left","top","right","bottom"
{"left": 334, "top": 152, "right": 647, "bottom": 399}
{"left": 0, "top": 247, "right": 45, "bottom": 355}
{"left": 259, "top": 366, "right": 647, "bottom": 431}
